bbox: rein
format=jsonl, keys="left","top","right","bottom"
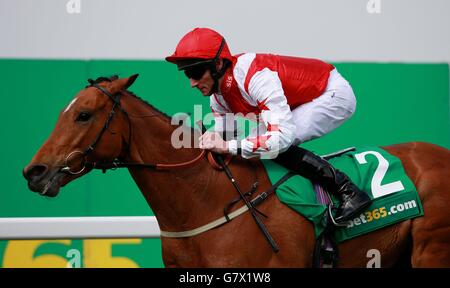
{"left": 91, "top": 150, "right": 206, "bottom": 172}
{"left": 60, "top": 82, "right": 205, "bottom": 175}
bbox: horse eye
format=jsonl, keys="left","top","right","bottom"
{"left": 76, "top": 112, "right": 92, "bottom": 122}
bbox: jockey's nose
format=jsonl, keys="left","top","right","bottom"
{"left": 23, "top": 164, "right": 48, "bottom": 183}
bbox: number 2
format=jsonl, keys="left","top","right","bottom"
{"left": 355, "top": 151, "right": 405, "bottom": 198}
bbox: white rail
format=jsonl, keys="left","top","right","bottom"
{"left": 0, "top": 216, "right": 161, "bottom": 240}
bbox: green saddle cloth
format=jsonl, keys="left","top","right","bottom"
{"left": 261, "top": 146, "right": 424, "bottom": 243}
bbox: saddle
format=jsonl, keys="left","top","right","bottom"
{"left": 209, "top": 145, "right": 423, "bottom": 267}
{"left": 264, "top": 146, "right": 423, "bottom": 268}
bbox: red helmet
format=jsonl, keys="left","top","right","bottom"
{"left": 166, "top": 28, "right": 234, "bottom": 69}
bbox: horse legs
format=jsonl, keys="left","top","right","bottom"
{"left": 403, "top": 143, "right": 450, "bottom": 267}
{"left": 411, "top": 227, "right": 450, "bottom": 267}
{"left": 410, "top": 192, "right": 450, "bottom": 268}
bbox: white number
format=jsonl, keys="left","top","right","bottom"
{"left": 355, "top": 151, "right": 404, "bottom": 198}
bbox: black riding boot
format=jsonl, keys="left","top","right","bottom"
{"left": 274, "top": 146, "right": 373, "bottom": 224}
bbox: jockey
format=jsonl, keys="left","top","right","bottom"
{"left": 166, "top": 27, "right": 372, "bottom": 224}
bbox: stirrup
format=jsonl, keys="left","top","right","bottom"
{"left": 327, "top": 204, "right": 349, "bottom": 227}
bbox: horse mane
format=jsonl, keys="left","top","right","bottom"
{"left": 88, "top": 75, "right": 173, "bottom": 121}
{"left": 88, "top": 75, "right": 200, "bottom": 138}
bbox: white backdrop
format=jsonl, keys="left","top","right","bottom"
{"left": 1, "top": 0, "right": 449, "bottom": 62}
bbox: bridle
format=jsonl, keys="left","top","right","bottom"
{"left": 60, "top": 83, "right": 128, "bottom": 174}
{"left": 60, "top": 82, "right": 205, "bottom": 175}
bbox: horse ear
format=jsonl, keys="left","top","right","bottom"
{"left": 124, "top": 74, "right": 139, "bottom": 89}
{"left": 109, "top": 74, "right": 139, "bottom": 94}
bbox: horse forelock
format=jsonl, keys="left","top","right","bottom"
{"left": 85, "top": 75, "right": 119, "bottom": 88}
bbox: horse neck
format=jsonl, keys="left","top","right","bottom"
{"left": 120, "top": 93, "right": 219, "bottom": 231}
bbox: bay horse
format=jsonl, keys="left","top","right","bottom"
{"left": 23, "top": 75, "right": 450, "bottom": 267}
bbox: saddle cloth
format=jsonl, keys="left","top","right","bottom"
{"left": 261, "top": 146, "right": 424, "bottom": 243}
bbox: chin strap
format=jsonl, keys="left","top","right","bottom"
{"left": 207, "top": 38, "right": 232, "bottom": 95}
{"left": 208, "top": 61, "right": 230, "bottom": 95}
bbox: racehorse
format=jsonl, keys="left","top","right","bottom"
{"left": 23, "top": 75, "right": 450, "bottom": 267}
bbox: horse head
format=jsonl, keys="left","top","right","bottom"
{"left": 23, "top": 75, "right": 139, "bottom": 197}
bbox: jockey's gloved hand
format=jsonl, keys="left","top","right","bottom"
{"left": 199, "top": 131, "right": 229, "bottom": 154}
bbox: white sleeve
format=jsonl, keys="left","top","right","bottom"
{"left": 228, "top": 69, "right": 296, "bottom": 159}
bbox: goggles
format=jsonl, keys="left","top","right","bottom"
{"left": 183, "top": 63, "right": 210, "bottom": 80}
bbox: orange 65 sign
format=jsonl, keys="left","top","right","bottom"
{"left": 1, "top": 239, "right": 146, "bottom": 268}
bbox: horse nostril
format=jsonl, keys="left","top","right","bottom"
{"left": 23, "top": 164, "right": 49, "bottom": 182}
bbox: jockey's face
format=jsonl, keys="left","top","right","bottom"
{"left": 186, "top": 59, "right": 224, "bottom": 97}
{"left": 188, "top": 68, "right": 215, "bottom": 96}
